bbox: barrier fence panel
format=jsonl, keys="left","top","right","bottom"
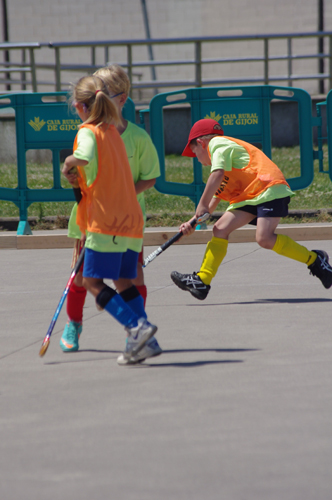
{"left": 0, "top": 93, "right": 135, "bottom": 234}
{"left": 326, "top": 90, "right": 332, "bottom": 183}
{"left": 315, "top": 100, "right": 328, "bottom": 173}
{"left": 0, "top": 86, "right": 325, "bottom": 233}
{"left": 145, "top": 85, "right": 315, "bottom": 207}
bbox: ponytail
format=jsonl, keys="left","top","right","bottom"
{"left": 72, "top": 75, "right": 120, "bottom": 127}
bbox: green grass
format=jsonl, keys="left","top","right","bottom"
{"left": 271, "top": 146, "right": 332, "bottom": 210}
{"left": 144, "top": 145, "right": 332, "bottom": 225}
{"left": 0, "top": 145, "right": 332, "bottom": 229}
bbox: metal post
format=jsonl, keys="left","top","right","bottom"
{"left": 104, "top": 46, "right": 109, "bottom": 65}
{"left": 91, "top": 46, "right": 96, "bottom": 68}
{"left": 29, "top": 47, "right": 37, "bottom": 92}
{"left": 21, "top": 49, "right": 26, "bottom": 90}
{"left": 287, "top": 37, "right": 293, "bottom": 87}
{"left": 329, "top": 35, "right": 332, "bottom": 91}
{"left": 264, "top": 38, "right": 269, "bottom": 85}
{"left": 127, "top": 44, "right": 133, "bottom": 98}
{"left": 140, "top": 0, "right": 157, "bottom": 94}
{"left": 55, "top": 47, "right": 61, "bottom": 91}
{"left": 318, "top": 0, "right": 325, "bottom": 94}
{"left": 1, "top": 0, "right": 10, "bottom": 90}
{"left": 195, "top": 41, "right": 202, "bottom": 87}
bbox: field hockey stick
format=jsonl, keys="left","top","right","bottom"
{"left": 39, "top": 246, "right": 85, "bottom": 357}
{"left": 143, "top": 212, "right": 210, "bottom": 268}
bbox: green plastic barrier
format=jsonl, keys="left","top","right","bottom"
{"left": 0, "top": 92, "right": 135, "bottom": 234}
{"left": 146, "top": 85, "right": 315, "bottom": 207}
{"left": 315, "top": 100, "right": 328, "bottom": 173}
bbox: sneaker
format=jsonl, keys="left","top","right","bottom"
{"left": 60, "top": 320, "right": 82, "bottom": 352}
{"left": 121, "top": 318, "right": 158, "bottom": 361}
{"left": 117, "top": 336, "right": 162, "bottom": 365}
{"left": 308, "top": 250, "right": 332, "bottom": 289}
{"left": 170, "top": 271, "right": 211, "bottom": 300}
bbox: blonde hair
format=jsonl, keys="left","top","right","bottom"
{"left": 94, "top": 64, "right": 130, "bottom": 96}
{"left": 72, "top": 75, "right": 120, "bottom": 127}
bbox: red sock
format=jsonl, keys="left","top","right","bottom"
{"left": 135, "top": 284, "right": 147, "bottom": 308}
{"left": 66, "top": 282, "right": 87, "bottom": 323}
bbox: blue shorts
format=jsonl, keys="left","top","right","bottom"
{"left": 83, "top": 248, "right": 139, "bottom": 280}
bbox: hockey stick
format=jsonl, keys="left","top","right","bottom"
{"left": 143, "top": 212, "right": 210, "bottom": 268}
{"left": 39, "top": 246, "right": 85, "bottom": 357}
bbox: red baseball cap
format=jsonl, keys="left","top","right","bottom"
{"left": 182, "top": 118, "right": 224, "bottom": 157}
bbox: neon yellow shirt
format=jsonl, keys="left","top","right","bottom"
{"left": 68, "top": 121, "right": 160, "bottom": 252}
{"left": 209, "top": 136, "right": 294, "bottom": 210}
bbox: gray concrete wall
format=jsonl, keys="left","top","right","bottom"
{"left": 3, "top": 0, "right": 332, "bottom": 97}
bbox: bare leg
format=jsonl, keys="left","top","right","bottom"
{"left": 73, "top": 270, "right": 84, "bottom": 287}
{"left": 255, "top": 217, "right": 281, "bottom": 249}
{"left": 213, "top": 210, "right": 256, "bottom": 239}
{"left": 113, "top": 277, "right": 133, "bottom": 293}
{"left": 82, "top": 277, "right": 106, "bottom": 299}
{"left": 132, "top": 260, "right": 144, "bottom": 287}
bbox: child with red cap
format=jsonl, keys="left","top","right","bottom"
{"left": 171, "top": 118, "right": 332, "bottom": 299}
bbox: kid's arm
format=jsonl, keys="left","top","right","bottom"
{"left": 62, "top": 155, "right": 88, "bottom": 188}
{"left": 135, "top": 178, "right": 156, "bottom": 195}
{"left": 179, "top": 169, "right": 225, "bottom": 236}
{"left": 80, "top": 232, "right": 86, "bottom": 247}
{"left": 208, "top": 197, "right": 221, "bottom": 213}
{"left": 195, "top": 169, "right": 224, "bottom": 218}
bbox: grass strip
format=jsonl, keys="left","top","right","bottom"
{"left": 0, "top": 145, "right": 331, "bottom": 230}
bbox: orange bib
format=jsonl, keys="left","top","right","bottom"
{"left": 75, "top": 123, "right": 143, "bottom": 239}
{"left": 211, "top": 137, "right": 289, "bottom": 205}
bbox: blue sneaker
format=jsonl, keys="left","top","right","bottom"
{"left": 60, "top": 320, "right": 82, "bottom": 352}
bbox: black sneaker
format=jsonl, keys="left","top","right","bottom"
{"left": 170, "top": 271, "right": 210, "bottom": 300}
{"left": 308, "top": 250, "right": 332, "bottom": 289}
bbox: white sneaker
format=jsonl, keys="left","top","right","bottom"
{"left": 117, "top": 336, "right": 162, "bottom": 365}
{"left": 121, "top": 318, "right": 158, "bottom": 362}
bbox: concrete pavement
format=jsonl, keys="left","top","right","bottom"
{"left": 1, "top": 230, "right": 332, "bottom": 500}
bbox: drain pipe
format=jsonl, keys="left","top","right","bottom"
{"left": 318, "top": 0, "right": 325, "bottom": 94}
{"left": 140, "top": 0, "right": 158, "bottom": 93}
{"left": 1, "top": 0, "right": 10, "bottom": 90}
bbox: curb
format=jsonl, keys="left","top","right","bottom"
{"left": 1, "top": 208, "right": 332, "bottom": 234}
{"left": 1, "top": 224, "right": 332, "bottom": 250}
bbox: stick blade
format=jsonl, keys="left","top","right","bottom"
{"left": 39, "top": 339, "right": 50, "bottom": 357}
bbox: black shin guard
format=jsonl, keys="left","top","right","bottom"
{"left": 119, "top": 285, "right": 141, "bottom": 303}
{"left": 96, "top": 285, "right": 117, "bottom": 310}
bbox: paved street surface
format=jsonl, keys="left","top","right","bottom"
{"left": 1, "top": 239, "right": 332, "bottom": 500}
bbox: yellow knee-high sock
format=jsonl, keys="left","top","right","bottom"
{"left": 272, "top": 234, "right": 317, "bottom": 266}
{"left": 198, "top": 237, "right": 228, "bottom": 285}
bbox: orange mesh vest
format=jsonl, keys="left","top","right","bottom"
{"left": 75, "top": 123, "right": 143, "bottom": 239}
{"left": 211, "top": 137, "right": 290, "bottom": 205}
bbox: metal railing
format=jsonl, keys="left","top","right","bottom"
{"left": 1, "top": 31, "right": 332, "bottom": 98}
{"left": 0, "top": 42, "right": 40, "bottom": 92}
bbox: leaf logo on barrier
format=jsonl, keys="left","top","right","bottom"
{"left": 205, "top": 111, "right": 222, "bottom": 122}
{"left": 28, "top": 117, "right": 46, "bottom": 132}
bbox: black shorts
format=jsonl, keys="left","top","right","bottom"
{"left": 237, "top": 196, "right": 290, "bottom": 226}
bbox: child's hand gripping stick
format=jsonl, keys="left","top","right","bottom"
{"left": 143, "top": 212, "right": 210, "bottom": 268}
